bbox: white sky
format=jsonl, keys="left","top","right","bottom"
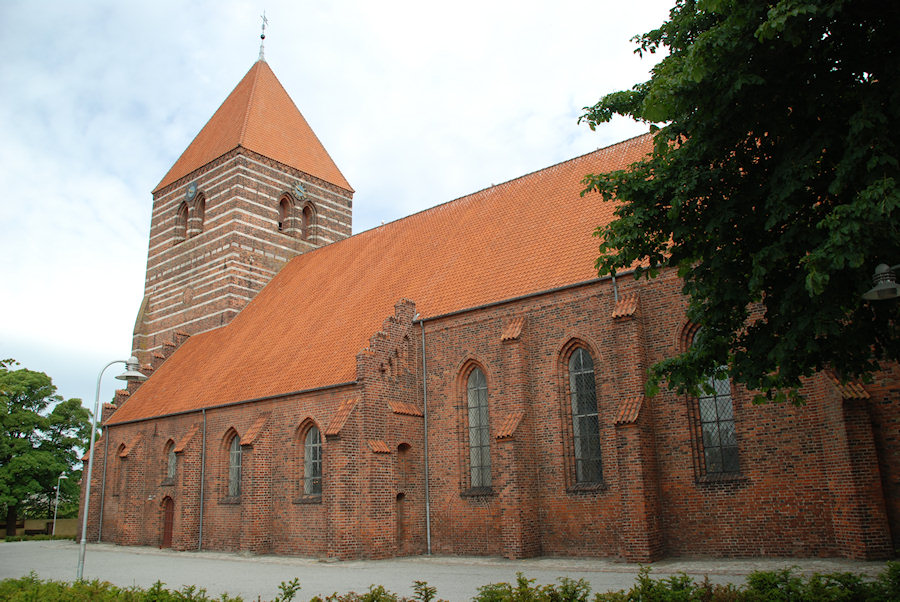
{"left": 0, "top": 0, "right": 670, "bottom": 414}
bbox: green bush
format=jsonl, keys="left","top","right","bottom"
{"left": 0, "top": 563, "right": 897, "bottom": 602}
{"left": 3, "top": 534, "right": 77, "bottom": 542}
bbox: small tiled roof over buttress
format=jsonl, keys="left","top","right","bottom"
{"left": 154, "top": 60, "right": 351, "bottom": 193}
{"left": 108, "top": 133, "right": 652, "bottom": 424}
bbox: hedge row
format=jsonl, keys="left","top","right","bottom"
{"left": 1, "top": 562, "right": 898, "bottom": 601}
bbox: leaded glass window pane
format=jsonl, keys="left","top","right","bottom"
{"left": 569, "top": 347, "right": 601, "bottom": 483}
{"left": 467, "top": 368, "right": 491, "bottom": 488}
{"left": 698, "top": 371, "right": 739, "bottom": 474}
{"left": 304, "top": 426, "right": 322, "bottom": 495}
{"left": 167, "top": 446, "right": 176, "bottom": 480}
{"left": 228, "top": 436, "right": 241, "bottom": 497}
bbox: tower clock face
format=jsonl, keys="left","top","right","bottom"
{"left": 294, "top": 183, "right": 306, "bottom": 199}
{"left": 185, "top": 183, "right": 198, "bottom": 201}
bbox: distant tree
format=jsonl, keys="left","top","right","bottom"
{"left": 580, "top": 0, "right": 900, "bottom": 401}
{"left": 0, "top": 359, "right": 91, "bottom": 534}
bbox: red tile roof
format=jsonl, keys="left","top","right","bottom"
{"left": 108, "top": 133, "right": 652, "bottom": 425}
{"left": 154, "top": 61, "right": 351, "bottom": 193}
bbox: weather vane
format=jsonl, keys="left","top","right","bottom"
{"left": 259, "top": 11, "right": 269, "bottom": 61}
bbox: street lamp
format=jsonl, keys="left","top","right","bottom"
{"left": 52, "top": 474, "right": 68, "bottom": 536}
{"left": 76, "top": 357, "right": 146, "bottom": 580}
{"left": 863, "top": 263, "right": 900, "bottom": 301}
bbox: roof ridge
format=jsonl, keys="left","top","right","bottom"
{"left": 359, "top": 130, "right": 654, "bottom": 233}
{"left": 238, "top": 61, "right": 263, "bottom": 143}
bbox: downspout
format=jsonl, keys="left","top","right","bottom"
{"left": 97, "top": 430, "right": 110, "bottom": 542}
{"left": 420, "top": 318, "right": 432, "bottom": 555}
{"left": 198, "top": 408, "right": 207, "bottom": 551}
{"left": 612, "top": 273, "right": 619, "bottom": 302}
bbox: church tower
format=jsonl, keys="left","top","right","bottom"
{"left": 132, "top": 59, "right": 353, "bottom": 362}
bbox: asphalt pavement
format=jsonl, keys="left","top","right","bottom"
{"left": 0, "top": 540, "right": 892, "bottom": 601}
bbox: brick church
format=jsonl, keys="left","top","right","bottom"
{"left": 79, "top": 58, "right": 899, "bottom": 562}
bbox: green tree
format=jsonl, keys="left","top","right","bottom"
{"left": 0, "top": 359, "right": 91, "bottom": 534}
{"left": 580, "top": 0, "right": 900, "bottom": 401}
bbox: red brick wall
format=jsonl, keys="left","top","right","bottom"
{"left": 83, "top": 269, "right": 897, "bottom": 561}
{"left": 132, "top": 148, "right": 354, "bottom": 363}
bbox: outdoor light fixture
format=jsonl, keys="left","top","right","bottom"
{"left": 76, "top": 356, "right": 146, "bottom": 580}
{"left": 52, "top": 473, "right": 68, "bottom": 536}
{"left": 863, "top": 263, "right": 900, "bottom": 301}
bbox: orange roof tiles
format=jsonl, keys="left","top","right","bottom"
{"left": 611, "top": 292, "right": 639, "bottom": 319}
{"left": 241, "top": 412, "right": 271, "bottom": 445}
{"left": 118, "top": 433, "right": 143, "bottom": 457}
{"left": 496, "top": 411, "right": 525, "bottom": 440}
{"left": 614, "top": 396, "right": 644, "bottom": 425}
{"left": 367, "top": 440, "right": 391, "bottom": 454}
{"left": 108, "top": 133, "right": 653, "bottom": 425}
{"left": 389, "top": 401, "right": 424, "bottom": 417}
{"left": 154, "top": 61, "right": 351, "bottom": 193}
{"left": 501, "top": 317, "right": 526, "bottom": 341}
{"left": 324, "top": 397, "right": 359, "bottom": 436}
{"left": 174, "top": 424, "right": 199, "bottom": 453}
{"left": 829, "top": 375, "right": 870, "bottom": 400}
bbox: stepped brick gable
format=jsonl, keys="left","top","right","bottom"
{"left": 80, "top": 59, "right": 900, "bottom": 563}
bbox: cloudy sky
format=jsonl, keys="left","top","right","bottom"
{"left": 0, "top": 0, "right": 671, "bottom": 413}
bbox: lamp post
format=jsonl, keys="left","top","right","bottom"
{"left": 52, "top": 474, "right": 68, "bottom": 536}
{"left": 863, "top": 263, "right": 900, "bottom": 300}
{"left": 76, "top": 357, "right": 146, "bottom": 580}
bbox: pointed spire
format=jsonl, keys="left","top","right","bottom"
{"left": 154, "top": 61, "right": 352, "bottom": 193}
{"left": 258, "top": 11, "right": 268, "bottom": 62}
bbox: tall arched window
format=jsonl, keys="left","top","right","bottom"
{"left": 164, "top": 440, "right": 176, "bottom": 481}
{"left": 227, "top": 435, "right": 241, "bottom": 497}
{"left": 689, "top": 327, "right": 739, "bottom": 475}
{"left": 303, "top": 426, "right": 322, "bottom": 495}
{"left": 467, "top": 367, "right": 491, "bottom": 488}
{"left": 569, "top": 347, "right": 601, "bottom": 483}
